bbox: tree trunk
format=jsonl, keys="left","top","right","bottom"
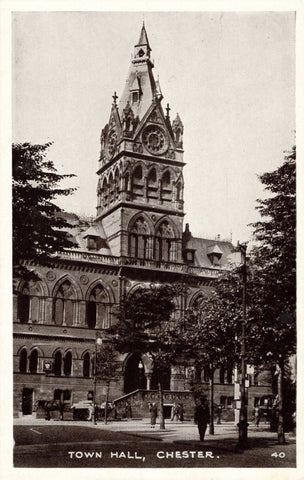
{"left": 105, "top": 382, "right": 110, "bottom": 425}
{"left": 277, "top": 361, "right": 285, "bottom": 444}
{"left": 158, "top": 381, "right": 165, "bottom": 430}
{"left": 209, "top": 366, "right": 214, "bottom": 435}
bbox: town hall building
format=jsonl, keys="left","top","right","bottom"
{"left": 13, "top": 24, "right": 273, "bottom": 420}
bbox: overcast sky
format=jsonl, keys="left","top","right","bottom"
{"left": 12, "top": 11, "right": 295, "bottom": 244}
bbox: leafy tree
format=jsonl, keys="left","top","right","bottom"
{"left": 13, "top": 142, "right": 76, "bottom": 278}
{"left": 110, "top": 284, "right": 177, "bottom": 429}
{"left": 94, "top": 340, "right": 120, "bottom": 424}
{"left": 179, "top": 277, "right": 242, "bottom": 434}
{"left": 248, "top": 146, "right": 296, "bottom": 443}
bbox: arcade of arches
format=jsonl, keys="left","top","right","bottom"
{"left": 123, "top": 353, "right": 171, "bottom": 394}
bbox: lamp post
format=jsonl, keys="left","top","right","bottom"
{"left": 138, "top": 360, "right": 144, "bottom": 388}
{"left": 237, "top": 242, "right": 248, "bottom": 449}
{"left": 93, "top": 333, "right": 103, "bottom": 425}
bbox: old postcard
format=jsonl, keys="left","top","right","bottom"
{"left": 1, "top": 2, "right": 303, "bottom": 480}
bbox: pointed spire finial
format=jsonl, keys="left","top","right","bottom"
{"left": 137, "top": 22, "right": 150, "bottom": 49}
{"left": 112, "top": 91, "right": 118, "bottom": 106}
{"left": 166, "top": 103, "right": 171, "bottom": 119}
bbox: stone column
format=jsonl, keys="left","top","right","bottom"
{"left": 44, "top": 297, "right": 53, "bottom": 324}
{"left": 78, "top": 300, "right": 87, "bottom": 327}
{"left": 146, "top": 373, "right": 152, "bottom": 390}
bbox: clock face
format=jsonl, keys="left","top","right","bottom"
{"left": 142, "top": 125, "right": 168, "bottom": 155}
{"left": 107, "top": 130, "right": 117, "bottom": 157}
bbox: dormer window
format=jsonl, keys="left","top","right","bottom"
{"left": 87, "top": 237, "right": 97, "bottom": 250}
{"left": 187, "top": 251, "right": 194, "bottom": 262}
{"left": 182, "top": 248, "right": 195, "bottom": 264}
{"left": 207, "top": 244, "right": 223, "bottom": 266}
{"left": 132, "top": 92, "right": 139, "bottom": 103}
{"left": 83, "top": 226, "right": 104, "bottom": 252}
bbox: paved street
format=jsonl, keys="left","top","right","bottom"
{"left": 13, "top": 418, "right": 296, "bottom": 468}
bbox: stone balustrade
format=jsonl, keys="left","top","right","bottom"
{"left": 58, "top": 251, "right": 221, "bottom": 278}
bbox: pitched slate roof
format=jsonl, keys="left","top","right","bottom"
{"left": 185, "top": 235, "right": 235, "bottom": 269}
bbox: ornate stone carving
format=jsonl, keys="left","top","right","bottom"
{"left": 142, "top": 125, "right": 169, "bottom": 156}
{"left": 133, "top": 143, "right": 143, "bottom": 153}
{"left": 107, "top": 130, "right": 117, "bottom": 158}
{"left": 167, "top": 149, "right": 176, "bottom": 159}
{"left": 80, "top": 275, "right": 89, "bottom": 285}
{"left": 149, "top": 110, "right": 162, "bottom": 123}
{"left": 46, "top": 271, "right": 56, "bottom": 281}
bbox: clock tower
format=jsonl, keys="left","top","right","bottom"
{"left": 96, "top": 24, "right": 185, "bottom": 263}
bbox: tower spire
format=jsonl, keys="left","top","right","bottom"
{"left": 136, "top": 22, "right": 150, "bottom": 49}
{"left": 133, "top": 23, "right": 151, "bottom": 62}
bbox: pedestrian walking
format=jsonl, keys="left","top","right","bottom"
{"left": 149, "top": 402, "right": 157, "bottom": 428}
{"left": 194, "top": 398, "right": 210, "bottom": 441}
{"left": 171, "top": 403, "right": 179, "bottom": 421}
{"left": 125, "top": 401, "right": 132, "bottom": 419}
{"left": 45, "top": 402, "right": 51, "bottom": 421}
{"left": 253, "top": 406, "right": 262, "bottom": 426}
{"left": 216, "top": 404, "right": 223, "bottom": 424}
{"left": 178, "top": 403, "right": 184, "bottom": 422}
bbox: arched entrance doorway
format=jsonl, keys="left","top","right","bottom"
{"left": 124, "top": 353, "right": 147, "bottom": 393}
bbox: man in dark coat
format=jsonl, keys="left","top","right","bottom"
{"left": 149, "top": 402, "right": 157, "bottom": 428}
{"left": 194, "top": 398, "right": 210, "bottom": 441}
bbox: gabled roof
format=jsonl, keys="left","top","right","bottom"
{"left": 207, "top": 244, "right": 223, "bottom": 256}
{"left": 83, "top": 226, "right": 100, "bottom": 238}
{"left": 118, "top": 63, "right": 156, "bottom": 121}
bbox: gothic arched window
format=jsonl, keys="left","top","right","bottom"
{"left": 132, "top": 165, "right": 144, "bottom": 196}
{"left": 204, "top": 366, "right": 210, "bottom": 382}
{"left": 155, "top": 220, "right": 175, "bottom": 262}
{"left": 54, "top": 351, "right": 62, "bottom": 376}
{"left": 219, "top": 366, "right": 225, "bottom": 384}
{"left": 18, "top": 290, "right": 30, "bottom": 323}
{"left": 29, "top": 349, "right": 38, "bottom": 374}
{"left": 63, "top": 351, "right": 72, "bottom": 376}
{"left": 19, "top": 348, "right": 27, "bottom": 373}
{"left": 161, "top": 170, "right": 172, "bottom": 201}
{"left": 226, "top": 366, "right": 233, "bottom": 384}
{"left": 176, "top": 181, "right": 182, "bottom": 201}
{"left": 192, "top": 295, "right": 205, "bottom": 311}
{"left": 86, "top": 285, "right": 108, "bottom": 329}
{"left": 114, "top": 169, "right": 120, "bottom": 199}
{"left": 108, "top": 172, "right": 114, "bottom": 203}
{"left": 101, "top": 177, "right": 109, "bottom": 207}
{"left": 83, "top": 352, "right": 91, "bottom": 377}
{"left": 147, "top": 167, "right": 158, "bottom": 200}
{"left": 17, "top": 281, "right": 42, "bottom": 324}
{"left": 124, "top": 172, "right": 130, "bottom": 192}
{"left": 129, "top": 217, "right": 150, "bottom": 259}
{"left": 53, "top": 280, "right": 76, "bottom": 327}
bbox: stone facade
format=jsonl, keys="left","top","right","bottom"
{"left": 13, "top": 24, "right": 273, "bottom": 419}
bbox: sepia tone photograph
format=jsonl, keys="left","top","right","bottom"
{"left": 6, "top": 6, "right": 299, "bottom": 475}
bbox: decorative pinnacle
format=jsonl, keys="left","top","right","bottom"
{"left": 166, "top": 103, "right": 171, "bottom": 119}
{"left": 112, "top": 91, "right": 118, "bottom": 106}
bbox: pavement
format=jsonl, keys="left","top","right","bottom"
{"left": 13, "top": 418, "right": 297, "bottom": 468}
{"left": 14, "top": 416, "right": 296, "bottom": 447}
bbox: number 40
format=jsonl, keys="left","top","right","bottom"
{"left": 271, "top": 452, "right": 286, "bottom": 458}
